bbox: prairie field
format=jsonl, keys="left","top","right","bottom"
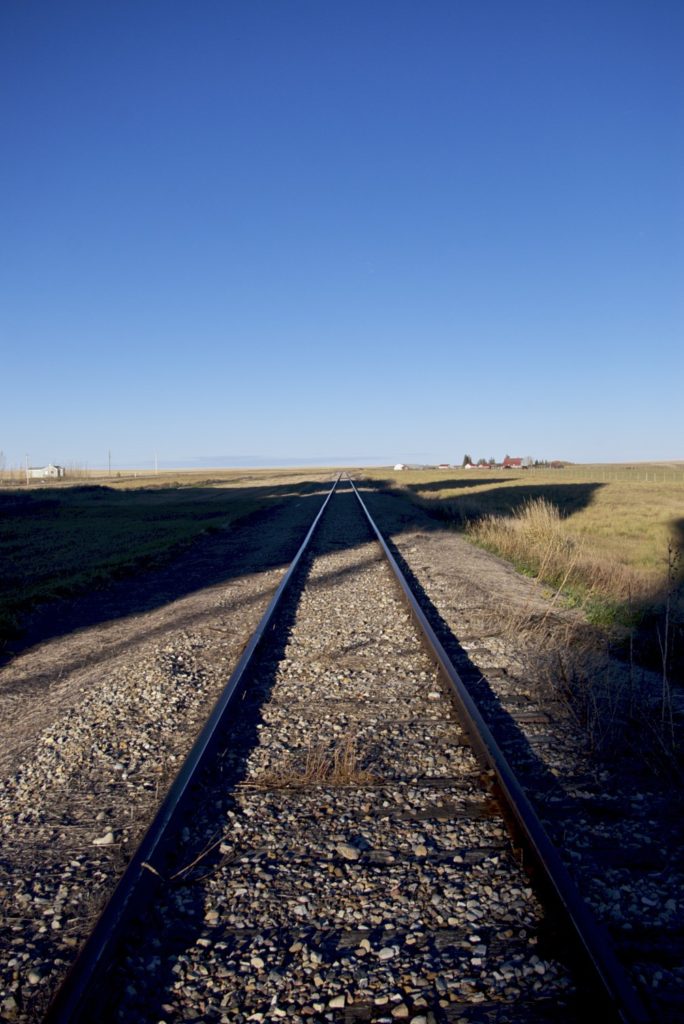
{"left": 3, "top": 463, "right": 683, "bottom": 677}
{"left": 362, "top": 463, "right": 684, "bottom": 673}
{"left": 0, "top": 468, "right": 333, "bottom": 649}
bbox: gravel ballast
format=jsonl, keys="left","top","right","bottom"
{"left": 1, "top": 479, "right": 681, "bottom": 1020}
{"left": 91, "top": 487, "right": 579, "bottom": 1023}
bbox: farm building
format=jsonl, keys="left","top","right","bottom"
{"left": 502, "top": 456, "right": 523, "bottom": 469}
{"left": 393, "top": 463, "right": 407, "bottom": 471}
{"left": 27, "top": 464, "right": 65, "bottom": 480}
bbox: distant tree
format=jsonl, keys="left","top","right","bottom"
{"left": 462, "top": 454, "right": 472, "bottom": 467}
{"left": 488, "top": 457, "right": 496, "bottom": 465}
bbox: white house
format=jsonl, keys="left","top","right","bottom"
{"left": 27, "top": 464, "right": 65, "bottom": 480}
{"left": 393, "top": 463, "right": 407, "bottom": 471}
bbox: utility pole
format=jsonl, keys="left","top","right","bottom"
{"left": 108, "top": 450, "right": 111, "bottom": 477}
{"left": 25, "top": 454, "right": 29, "bottom": 486}
{"left": 154, "top": 452, "right": 158, "bottom": 475}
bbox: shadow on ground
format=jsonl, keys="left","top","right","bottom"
{"left": 0, "top": 479, "right": 334, "bottom": 664}
{"left": 630, "top": 516, "right": 684, "bottom": 685}
{"left": 369, "top": 476, "right": 605, "bottom": 521}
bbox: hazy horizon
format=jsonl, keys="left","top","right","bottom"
{"left": 4, "top": 453, "right": 684, "bottom": 474}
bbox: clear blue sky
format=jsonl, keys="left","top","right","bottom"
{"left": 1, "top": 0, "right": 682, "bottom": 468}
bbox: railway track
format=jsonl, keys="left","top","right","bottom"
{"left": 44, "top": 477, "right": 651, "bottom": 1023}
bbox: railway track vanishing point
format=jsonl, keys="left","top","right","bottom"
{"left": 45, "top": 476, "right": 651, "bottom": 1023}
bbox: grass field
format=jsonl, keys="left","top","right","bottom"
{"left": 362, "top": 463, "right": 684, "bottom": 674}
{"left": 0, "top": 469, "right": 332, "bottom": 648}
{"left": 364, "top": 464, "right": 683, "bottom": 580}
{"left": 3, "top": 462, "right": 682, "bottom": 678}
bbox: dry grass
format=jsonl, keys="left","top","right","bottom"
{"left": 467, "top": 497, "right": 648, "bottom": 621}
{"left": 103, "top": 467, "right": 336, "bottom": 493}
{"left": 531, "top": 626, "right": 680, "bottom": 771}
{"left": 363, "top": 463, "right": 684, "bottom": 579}
{"left": 251, "top": 737, "right": 375, "bottom": 788}
{"left": 486, "top": 594, "right": 681, "bottom": 770}
{"left": 363, "top": 464, "right": 683, "bottom": 631}
{"left": 0, "top": 466, "right": 337, "bottom": 490}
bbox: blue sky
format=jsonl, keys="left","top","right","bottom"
{"left": 1, "top": 0, "right": 682, "bottom": 468}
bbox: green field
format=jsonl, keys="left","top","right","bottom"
{"left": 0, "top": 469, "right": 331, "bottom": 648}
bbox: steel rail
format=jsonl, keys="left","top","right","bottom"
{"left": 44, "top": 475, "right": 341, "bottom": 1024}
{"left": 347, "top": 476, "right": 651, "bottom": 1024}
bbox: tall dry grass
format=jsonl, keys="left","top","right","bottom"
{"left": 529, "top": 625, "right": 680, "bottom": 771}
{"left": 484, "top": 544, "right": 681, "bottom": 770}
{"left": 467, "top": 498, "right": 653, "bottom": 625}
{"left": 365, "top": 463, "right": 684, "bottom": 581}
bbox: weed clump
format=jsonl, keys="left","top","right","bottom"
{"left": 252, "top": 737, "right": 375, "bottom": 788}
